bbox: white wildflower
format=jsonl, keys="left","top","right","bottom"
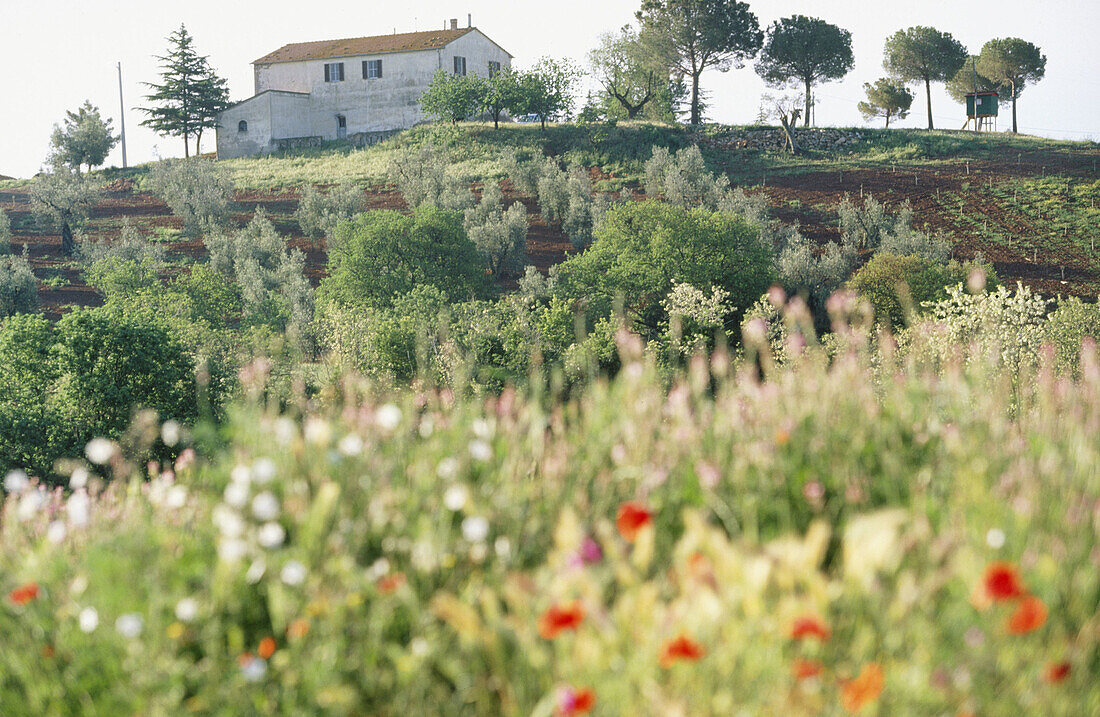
{"left": 218, "top": 538, "right": 248, "bottom": 563}
{"left": 280, "top": 560, "right": 307, "bottom": 586}
{"left": 69, "top": 467, "right": 89, "bottom": 490}
{"left": 17, "top": 490, "right": 44, "bottom": 521}
{"left": 115, "top": 613, "right": 143, "bottom": 639}
{"left": 443, "top": 484, "right": 469, "bottom": 511}
{"left": 78, "top": 607, "right": 99, "bottom": 633}
{"left": 165, "top": 485, "right": 187, "bottom": 510}
{"left": 436, "top": 458, "right": 459, "bottom": 480}
{"left": 67, "top": 491, "right": 90, "bottom": 527}
{"left": 85, "top": 437, "right": 116, "bottom": 465}
{"left": 251, "top": 492, "right": 279, "bottom": 521}
{"left": 304, "top": 418, "right": 331, "bottom": 445}
{"left": 230, "top": 464, "right": 252, "bottom": 485}
{"left": 240, "top": 655, "right": 267, "bottom": 682}
{"left": 252, "top": 458, "right": 277, "bottom": 484}
{"left": 4, "top": 469, "right": 29, "bottom": 493}
{"left": 986, "top": 528, "right": 1006, "bottom": 549}
{"left": 274, "top": 417, "right": 296, "bottom": 443}
{"left": 224, "top": 482, "right": 249, "bottom": 508}
{"left": 175, "top": 598, "right": 198, "bottom": 622}
{"left": 410, "top": 637, "right": 429, "bottom": 657}
{"left": 468, "top": 440, "right": 492, "bottom": 462}
{"left": 494, "top": 536, "right": 512, "bottom": 559}
{"left": 213, "top": 506, "right": 245, "bottom": 538}
{"left": 337, "top": 433, "right": 363, "bottom": 456}
{"left": 257, "top": 522, "right": 286, "bottom": 549}
{"left": 367, "top": 557, "right": 390, "bottom": 580}
{"left": 375, "top": 404, "right": 402, "bottom": 431}
{"left": 161, "top": 420, "right": 181, "bottom": 447}
{"left": 46, "top": 521, "right": 67, "bottom": 544}
{"left": 461, "top": 516, "right": 490, "bottom": 543}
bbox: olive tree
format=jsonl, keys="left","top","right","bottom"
{"left": 48, "top": 101, "right": 119, "bottom": 173}
{"left": 29, "top": 165, "right": 102, "bottom": 255}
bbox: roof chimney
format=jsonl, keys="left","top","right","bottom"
{"left": 468, "top": 14, "right": 472, "bottom": 28}
{"left": 449, "top": 18, "right": 458, "bottom": 31}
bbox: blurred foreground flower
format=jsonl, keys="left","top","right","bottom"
{"left": 983, "top": 562, "right": 1025, "bottom": 601}
{"left": 8, "top": 582, "right": 39, "bottom": 605}
{"left": 790, "top": 615, "right": 831, "bottom": 642}
{"left": 840, "top": 663, "right": 884, "bottom": 713}
{"left": 792, "top": 658, "right": 824, "bottom": 680}
{"left": 1043, "top": 661, "right": 1071, "bottom": 684}
{"left": 659, "top": 633, "right": 705, "bottom": 668}
{"left": 1006, "top": 596, "right": 1047, "bottom": 634}
{"left": 556, "top": 686, "right": 595, "bottom": 716}
{"left": 616, "top": 502, "right": 653, "bottom": 543}
{"left": 538, "top": 602, "right": 585, "bottom": 639}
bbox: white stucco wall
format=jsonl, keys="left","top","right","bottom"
{"left": 218, "top": 30, "right": 512, "bottom": 157}
{"left": 216, "top": 91, "right": 311, "bottom": 159}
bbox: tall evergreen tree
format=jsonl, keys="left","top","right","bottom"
{"left": 139, "top": 25, "right": 229, "bottom": 157}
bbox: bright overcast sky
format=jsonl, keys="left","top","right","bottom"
{"left": 1, "top": 0, "right": 1097, "bottom": 178}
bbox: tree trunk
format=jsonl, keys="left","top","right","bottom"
{"left": 1011, "top": 82, "right": 1018, "bottom": 133}
{"left": 925, "top": 77, "right": 933, "bottom": 130}
{"left": 61, "top": 220, "right": 74, "bottom": 256}
{"left": 184, "top": 133, "right": 190, "bottom": 158}
{"left": 885, "top": 114, "right": 890, "bottom": 129}
{"left": 690, "top": 72, "right": 701, "bottom": 125}
{"left": 803, "top": 78, "right": 812, "bottom": 127}
{"left": 196, "top": 129, "right": 203, "bottom": 155}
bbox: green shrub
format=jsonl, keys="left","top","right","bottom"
{"left": 78, "top": 220, "right": 167, "bottom": 299}
{"left": 0, "top": 207, "right": 11, "bottom": 253}
{"left": 644, "top": 145, "right": 728, "bottom": 207}
{"left": 554, "top": 201, "right": 775, "bottom": 338}
{"left": 321, "top": 206, "right": 491, "bottom": 311}
{"left": 847, "top": 253, "right": 960, "bottom": 329}
{"left": 1044, "top": 296, "right": 1100, "bottom": 373}
{"left": 0, "top": 252, "right": 39, "bottom": 317}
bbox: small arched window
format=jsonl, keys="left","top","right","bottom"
{"left": 238, "top": 120, "right": 248, "bottom": 133}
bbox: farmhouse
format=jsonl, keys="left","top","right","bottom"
{"left": 216, "top": 18, "right": 512, "bottom": 159}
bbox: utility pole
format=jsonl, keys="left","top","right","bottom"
{"left": 117, "top": 62, "right": 128, "bottom": 168}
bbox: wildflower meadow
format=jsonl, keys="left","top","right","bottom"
{"left": 1, "top": 298, "right": 1098, "bottom": 716}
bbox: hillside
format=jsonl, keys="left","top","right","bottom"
{"left": 1, "top": 122, "right": 1097, "bottom": 318}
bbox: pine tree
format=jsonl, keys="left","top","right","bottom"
{"left": 139, "top": 25, "right": 229, "bottom": 157}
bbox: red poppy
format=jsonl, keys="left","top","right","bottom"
{"left": 792, "top": 657, "right": 824, "bottom": 680}
{"left": 538, "top": 601, "right": 585, "bottom": 639}
{"left": 616, "top": 502, "right": 653, "bottom": 542}
{"left": 659, "top": 633, "right": 706, "bottom": 668}
{"left": 1006, "top": 596, "right": 1047, "bottom": 635}
{"left": 840, "top": 663, "right": 884, "bottom": 713}
{"left": 377, "top": 573, "right": 407, "bottom": 594}
{"left": 1043, "top": 661, "right": 1071, "bottom": 684}
{"left": 8, "top": 583, "right": 39, "bottom": 606}
{"left": 789, "top": 615, "right": 831, "bottom": 642}
{"left": 983, "top": 562, "right": 1026, "bottom": 601}
{"left": 557, "top": 686, "right": 596, "bottom": 715}
{"left": 257, "top": 636, "right": 277, "bottom": 660}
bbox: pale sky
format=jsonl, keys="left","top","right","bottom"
{"left": 1, "top": 0, "right": 1097, "bottom": 178}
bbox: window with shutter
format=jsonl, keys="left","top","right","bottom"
{"left": 488, "top": 61, "right": 501, "bottom": 78}
{"left": 453, "top": 56, "right": 466, "bottom": 76}
{"left": 363, "top": 59, "right": 382, "bottom": 79}
{"left": 325, "top": 62, "right": 344, "bottom": 82}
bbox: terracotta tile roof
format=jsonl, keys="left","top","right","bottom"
{"left": 254, "top": 28, "right": 476, "bottom": 65}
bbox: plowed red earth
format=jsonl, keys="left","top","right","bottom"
{"left": 1, "top": 145, "right": 1096, "bottom": 319}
